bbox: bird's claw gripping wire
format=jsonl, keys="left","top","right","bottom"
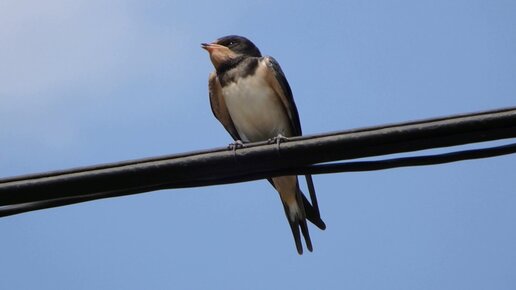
{"left": 268, "top": 134, "right": 290, "bottom": 154}
{"left": 228, "top": 140, "right": 246, "bottom": 161}
{"left": 228, "top": 140, "right": 246, "bottom": 151}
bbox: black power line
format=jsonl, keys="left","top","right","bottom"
{"left": 1, "top": 106, "right": 516, "bottom": 217}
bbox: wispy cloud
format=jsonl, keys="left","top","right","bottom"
{"left": 0, "top": 0, "right": 180, "bottom": 102}
{"left": 0, "top": 0, "right": 186, "bottom": 154}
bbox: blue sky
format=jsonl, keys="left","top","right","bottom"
{"left": 1, "top": 1, "right": 516, "bottom": 289}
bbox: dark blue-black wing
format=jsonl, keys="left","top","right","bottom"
{"left": 263, "top": 56, "right": 302, "bottom": 136}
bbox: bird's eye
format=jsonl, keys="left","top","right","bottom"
{"left": 228, "top": 40, "right": 237, "bottom": 46}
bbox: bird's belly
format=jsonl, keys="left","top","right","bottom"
{"left": 222, "top": 77, "right": 291, "bottom": 142}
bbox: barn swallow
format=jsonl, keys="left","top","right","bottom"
{"left": 202, "top": 35, "right": 326, "bottom": 254}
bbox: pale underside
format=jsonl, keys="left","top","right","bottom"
{"left": 221, "top": 60, "right": 293, "bottom": 143}
{"left": 221, "top": 60, "right": 299, "bottom": 214}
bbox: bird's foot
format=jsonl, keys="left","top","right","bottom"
{"left": 227, "top": 140, "right": 246, "bottom": 151}
{"left": 268, "top": 134, "right": 290, "bottom": 153}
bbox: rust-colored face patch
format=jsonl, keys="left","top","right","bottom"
{"left": 202, "top": 43, "right": 237, "bottom": 69}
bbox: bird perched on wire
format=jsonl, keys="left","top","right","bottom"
{"left": 202, "top": 35, "right": 326, "bottom": 254}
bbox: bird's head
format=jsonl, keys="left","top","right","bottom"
{"left": 202, "top": 35, "right": 262, "bottom": 69}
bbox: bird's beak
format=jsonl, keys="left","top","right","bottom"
{"left": 201, "top": 43, "right": 211, "bottom": 50}
{"left": 201, "top": 42, "right": 225, "bottom": 53}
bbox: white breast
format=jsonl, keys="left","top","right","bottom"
{"left": 222, "top": 64, "right": 291, "bottom": 142}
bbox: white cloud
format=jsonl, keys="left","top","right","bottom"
{"left": 0, "top": 0, "right": 188, "bottom": 153}
{"left": 0, "top": 0, "right": 181, "bottom": 103}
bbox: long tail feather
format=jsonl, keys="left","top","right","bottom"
{"left": 271, "top": 176, "right": 325, "bottom": 254}
{"left": 282, "top": 202, "right": 304, "bottom": 255}
{"left": 302, "top": 194, "right": 326, "bottom": 230}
